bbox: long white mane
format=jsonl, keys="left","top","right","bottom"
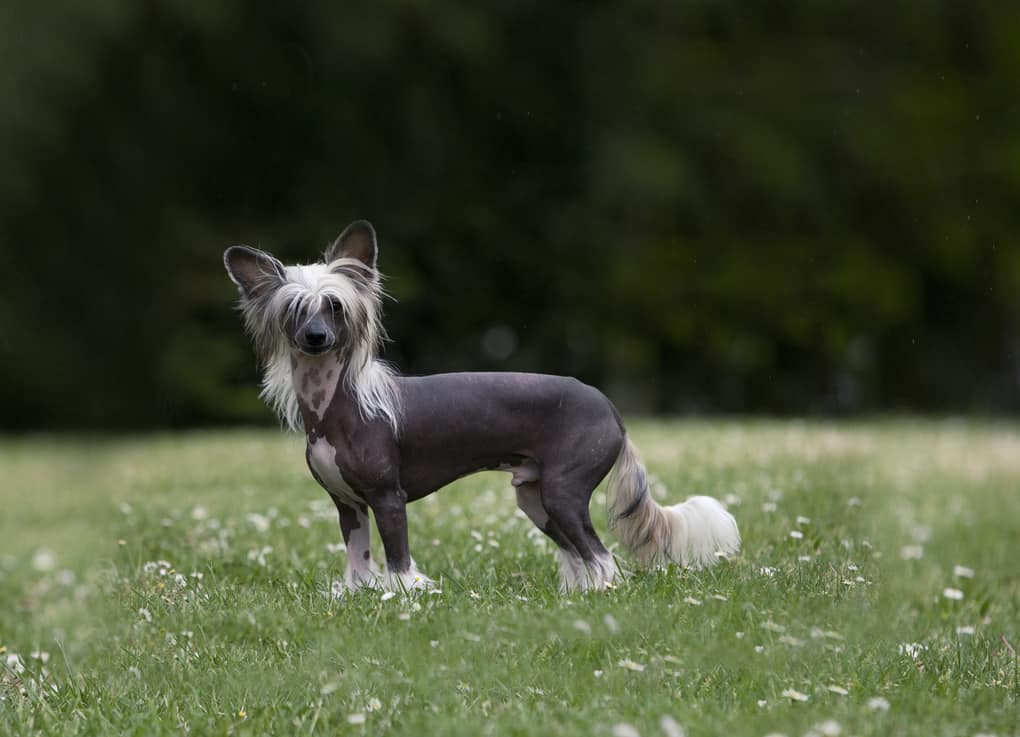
{"left": 237, "top": 257, "right": 401, "bottom": 434}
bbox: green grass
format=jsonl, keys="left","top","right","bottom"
{"left": 1, "top": 420, "right": 1017, "bottom": 737}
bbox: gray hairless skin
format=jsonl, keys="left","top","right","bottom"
{"left": 307, "top": 369, "right": 624, "bottom": 577}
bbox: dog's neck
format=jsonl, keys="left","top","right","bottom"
{"left": 291, "top": 352, "right": 345, "bottom": 429}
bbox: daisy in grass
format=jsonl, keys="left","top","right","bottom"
{"left": 867, "top": 696, "right": 890, "bottom": 711}
{"left": 781, "top": 688, "right": 809, "bottom": 702}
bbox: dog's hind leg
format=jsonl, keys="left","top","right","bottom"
{"left": 540, "top": 478, "right": 620, "bottom": 592}
{"left": 515, "top": 482, "right": 585, "bottom": 585}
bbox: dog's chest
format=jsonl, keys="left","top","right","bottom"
{"left": 307, "top": 436, "right": 362, "bottom": 506}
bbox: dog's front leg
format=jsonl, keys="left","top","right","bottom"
{"left": 333, "top": 498, "right": 380, "bottom": 590}
{"left": 371, "top": 491, "right": 434, "bottom": 592}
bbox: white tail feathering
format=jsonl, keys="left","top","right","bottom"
{"left": 607, "top": 437, "right": 740, "bottom": 568}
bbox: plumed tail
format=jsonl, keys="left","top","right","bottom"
{"left": 607, "top": 437, "right": 741, "bottom": 568}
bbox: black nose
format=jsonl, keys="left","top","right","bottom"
{"left": 305, "top": 329, "right": 328, "bottom": 347}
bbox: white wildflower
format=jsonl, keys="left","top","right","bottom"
{"left": 618, "top": 658, "right": 645, "bottom": 672}
{"left": 953, "top": 565, "right": 975, "bottom": 579}
{"left": 593, "top": 669, "right": 604, "bottom": 678}
{"left": 659, "top": 715, "right": 685, "bottom": 737}
{"left": 867, "top": 696, "right": 890, "bottom": 711}
{"left": 789, "top": 530, "right": 803, "bottom": 540}
{"left": 826, "top": 685, "right": 849, "bottom": 695}
{"left": 900, "top": 545, "right": 923, "bottom": 560}
{"left": 573, "top": 619, "right": 591, "bottom": 635}
{"left": 247, "top": 546, "right": 272, "bottom": 567}
{"left": 604, "top": 614, "right": 620, "bottom": 633}
{"left": 246, "top": 513, "right": 271, "bottom": 533}
{"left": 32, "top": 549, "right": 56, "bottom": 572}
{"left": 898, "top": 642, "right": 925, "bottom": 658}
{"left": 612, "top": 724, "right": 641, "bottom": 737}
{"left": 759, "top": 566, "right": 778, "bottom": 577}
{"left": 346, "top": 713, "right": 366, "bottom": 724}
{"left": 816, "top": 720, "right": 841, "bottom": 736}
{"left": 683, "top": 596, "right": 702, "bottom": 606}
{"left": 796, "top": 516, "right": 811, "bottom": 525}
{"left": 781, "top": 688, "right": 809, "bottom": 702}
{"left": 956, "top": 625, "right": 975, "bottom": 636}
{"left": 365, "top": 697, "right": 382, "bottom": 712}
{"left": 380, "top": 591, "right": 396, "bottom": 602}
{"left": 943, "top": 587, "right": 964, "bottom": 601}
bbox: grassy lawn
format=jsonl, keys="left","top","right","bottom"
{"left": 1, "top": 420, "right": 1017, "bottom": 736}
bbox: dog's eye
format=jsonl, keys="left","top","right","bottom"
{"left": 325, "top": 297, "right": 343, "bottom": 314}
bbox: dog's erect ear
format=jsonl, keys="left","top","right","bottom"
{"left": 326, "top": 220, "right": 378, "bottom": 270}
{"left": 223, "top": 246, "right": 286, "bottom": 299}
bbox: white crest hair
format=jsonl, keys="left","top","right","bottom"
{"left": 237, "top": 255, "right": 401, "bottom": 434}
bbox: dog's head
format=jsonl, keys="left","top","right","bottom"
{"left": 223, "top": 220, "right": 384, "bottom": 360}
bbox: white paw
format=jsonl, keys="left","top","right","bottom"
{"left": 558, "top": 551, "right": 623, "bottom": 593}
{"left": 328, "top": 562, "right": 382, "bottom": 598}
{"left": 382, "top": 565, "right": 435, "bottom": 593}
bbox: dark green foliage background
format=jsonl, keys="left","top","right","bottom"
{"left": 1, "top": 1, "right": 1018, "bottom": 428}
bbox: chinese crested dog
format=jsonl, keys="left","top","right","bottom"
{"left": 224, "top": 221, "right": 740, "bottom": 593}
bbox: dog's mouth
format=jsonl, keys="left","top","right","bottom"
{"left": 296, "top": 343, "right": 335, "bottom": 356}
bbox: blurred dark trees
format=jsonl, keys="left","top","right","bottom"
{"left": 1, "top": 1, "right": 1018, "bottom": 429}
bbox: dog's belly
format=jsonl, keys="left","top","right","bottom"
{"left": 307, "top": 436, "right": 363, "bottom": 507}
